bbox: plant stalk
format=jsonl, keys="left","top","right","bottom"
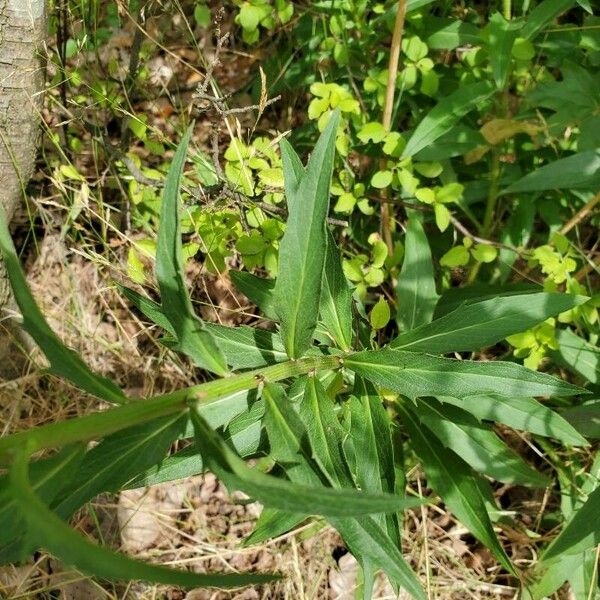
{"left": 380, "top": 0, "right": 407, "bottom": 254}
{"left": 0, "top": 355, "right": 342, "bottom": 462}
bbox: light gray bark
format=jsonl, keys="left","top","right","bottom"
{"left": 0, "top": 0, "right": 46, "bottom": 375}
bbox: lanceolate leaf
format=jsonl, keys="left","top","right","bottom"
{"left": 261, "top": 385, "right": 424, "bottom": 599}
{"left": 401, "top": 82, "right": 495, "bottom": 158}
{"left": 229, "top": 271, "right": 277, "bottom": 320}
{"left": 0, "top": 444, "right": 84, "bottom": 563}
{"left": 0, "top": 216, "right": 126, "bottom": 404}
{"left": 562, "top": 401, "right": 600, "bottom": 439}
{"left": 8, "top": 449, "right": 275, "bottom": 587}
{"left": 345, "top": 349, "right": 584, "bottom": 400}
{"left": 127, "top": 401, "right": 266, "bottom": 489}
{"left": 327, "top": 516, "right": 427, "bottom": 600}
{"left": 191, "top": 406, "right": 422, "bottom": 517}
{"left": 347, "top": 378, "right": 401, "bottom": 550}
{"left": 550, "top": 328, "right": 600, "bottom": 384}
{"left": 52, "top": 414, "right": 187, "bottom": 518}
{"left": 274, "top": 111, "right": 340, "bottom": 358}
{"left": 487, "top": 12, "right": 522, "bottom": 89}
{"left": 204, "top": 324, "right": 289, "bottom": 369}
{"left": 320, "top": 231, "right": 354, "bottom": 350}
{"left": 398, "top": 404, "right": 515, "bottom": 575}
{"left": 280, "top": 137, "right": 305, "bottom": 212}
{"left": 155, "top": 126, "right": 226, "bottom": 375}
{"left": 418, "top": 398, "right": 549, "bottom": 486}
{"left": 503, "top": 150, "right": 600, "bottom": 194}
{"left": 395, "top": 214, "right": 439, "bottom": 332}
{"left": 521, "top": 0, "right": 578, "bottom": 39}
{"left": 298, "top": 377, "right": 353, "bottom": 487}
{"left": 122, "top": 285, "right": 290, "bottom": 370}
{"left": 391, "top": 293, "right": 587, "bottom": 353}
{"left": 440, "top": 395, "right": 587, "bottom": 446}
{"left": 542, "top": 485, "right": 600, "bottom": 562}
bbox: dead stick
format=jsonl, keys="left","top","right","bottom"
{"left": 380, "top": 0, "right": 407, "bottom": 253}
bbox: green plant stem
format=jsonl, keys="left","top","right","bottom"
{"left": 467, "top": 150, "right": 501, "bottom": 283}
{"left": 482, "top": 150, "right": 501, "bottom": 237}
{"left": 0, "top": 355, "right": 342, "bottom": 462}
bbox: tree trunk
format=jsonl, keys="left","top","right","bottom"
{"left": 0, "top": 0, "right": 46, "bottom": 376}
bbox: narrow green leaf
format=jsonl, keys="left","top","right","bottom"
{"left": 0, "top": 444, "right": 84, "bottom": 563}
{"left": 347, "top": 378, "right": 401, "bottom": 549}
{"left": 244, "top": 510, "right": 306, "bottom": 546}
{"left": 418, "top": 398, "right": 550, "bottom": 486}
{"left": 550, "top": 328, "right": 600, "bottom": 384}
{"left": 52, "top": 414, "right": 187, "bottom": 518}
{"left": 261, "top": 385, "right": 424, "bottom": 599}
{"left": 562, "top": 400, "right": 600, "bottom": 439}
{"left": 298, "top": 377, "right": 353, "bottom": 487}
{"left": 280, "top": 137, "right": 305, "bottom": 212}
{"left": 542, "top": 485, "right": 600, "bottom": 562}
{"left": 0, "top": 216, "right": 126, "bottom": 403}
{"left": 204, "top": 324, "right": 289, "bottom": 369}
{"left": 345, "top": 348, "right": 584, "bottom": 399}
{"left": 320, "top": 231, "right": 354, "bottom": 350}
{"left": 503, "top": 150, "right": 600, "bottom": 194}
{"left": 155, "top": 126, "right": 227, "bottom": 375}
{"left": 191, "top": 406, "right": 422, "bottom": 518}
{"left": 274, "top": 111, "right": 340, "bottom": 358}
{"left": 127, "top": 400, "right": 266, "bottom": 489}
{"left": 487, "top": 12, "right": 521, "bottom": 89}
{"left": 401, "top": 82, "right": 495, "bottom": 158}
{"left": 391, "top": 293, "right": 587, "bottom": 353}
{"left": 396, "top": 214, "right": 439, "bottom": 332}
{"left": 521, "top": 0, "right": 577, "bottom": 39}
{"left": 7, "top": 449, "right": 275, "bottom": 587}
{"left": 119, "top": 285, "right": 176, "bottom": 334}
{"left": 398, "top": 403, "right": 515, "bottom": 575}
{"left": 229, "top": 271, "right": 277, "bottom": 320}
{"left": 433, "top": 283, "right": 540, "bottom": 318}
{"left": 441, "top": 395, "right": 588, "bottom": 446}
{"left": 327, "top": 516, "right": 426, "bottom": 600}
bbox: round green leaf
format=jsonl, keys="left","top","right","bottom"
{"left": 371, "top": 170, "right": 393, "bottom": 189}
{"left": 440, "top": 245, "right": 470, "bottom": 267}
{"left": 370, "top": 297, "right": 391, "bottom": 330}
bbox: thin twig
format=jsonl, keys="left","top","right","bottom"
{"left": 449, "top": 214, "right": 522, "bottom": 253}
{"left": 559, "top": 191, "right": 600, "bottom": 236}
{"left": 380, "top": 0, "right": 407, "bottom": 254}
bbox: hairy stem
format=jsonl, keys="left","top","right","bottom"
{"left": 0, "top": 355, "right": 342, "bottom": 461}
